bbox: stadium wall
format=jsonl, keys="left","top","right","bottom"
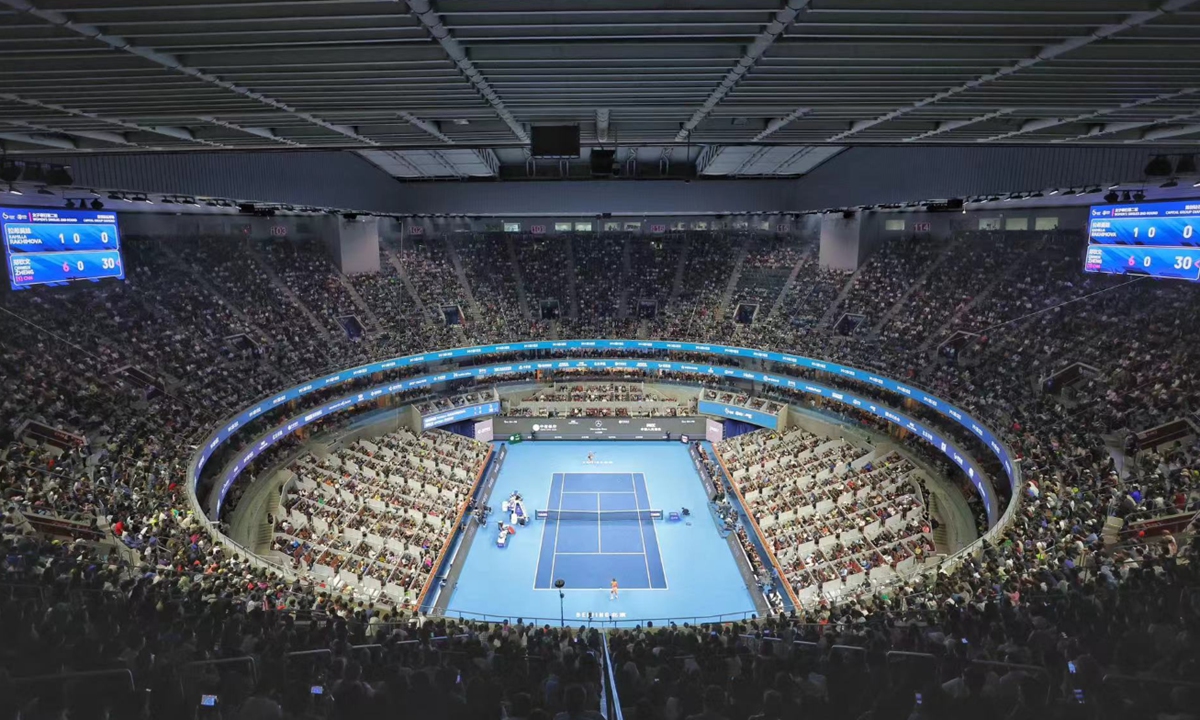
{"left": 31, "top": 151, "right": 404, "bottom": 213}
{"left": 795, "top": 145, "right": 1196, "bottom": 210}
{"left": 388, "top": 178, "right": 798, "bottom": 215}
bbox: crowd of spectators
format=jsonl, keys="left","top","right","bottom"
{"left": 454, "top": 234, "right": 540, "bottom": 339}
{"left": 2, "top": 226, "right": 1200, "bottom": 719}
{"left": 573, "top": 234, "right": 626, "bottom": 322}
{"left": 273, "top": 429, "right": 488, "bottom": 606}
{"left": 838, "top": 235, "right": 943, "bottom": 334}
{"left": 717, "top": 429, "right": 932, "bottom": 605}
{"left": 512, "top": 235, "right": 573, "bottom": 320}
{"left": 729, "top": 237, "right": 806, "bottom": 312}
{"left": 624, "top": 234, "right": 685, "bottom": 318}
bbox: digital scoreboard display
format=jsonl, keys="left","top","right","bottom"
{"left": 1086, "top": 199, "right": 1200, "bottom": 282}
{"left": 2, "top": 206, "right": 125, "bottom": 290}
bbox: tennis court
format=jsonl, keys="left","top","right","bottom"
{"left": 533, "top": 472, "right": 667, "bottom": 590}
{"left": 443, "top": 441, "right": 756, "bottom": 624}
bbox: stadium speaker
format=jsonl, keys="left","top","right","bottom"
{"left": 1104, "top": 191, "right": 1119, "bottom": 204}
{"left": 842, "top": 209, "right": 855, "bottom": 219}
{"left": 20, "top": 162, "right": 46, "bottom": 184}
{"left": 531, "top": 125, "right": 580, "bottom": 157}
{"left": 46, "top": 164, "right": 73, "bottom": 186}
{"left": 1144, "top": 155, "right": 1173, "bottom": 177}
{"left": 590, "top": 149, "right": 617, "bottom": 177}
{"left": 0, "top": 160, "right": 21, "bottom": 184}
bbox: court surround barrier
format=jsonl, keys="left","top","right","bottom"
{"left": 709, "top": 446, "right": 801, "bottom": 610}
{"left": 185, "top": 340, "right": 1022, "bottom": 625}
{"left": 413, "top": 445, "right": 495, "bottom": 608}
{"left": 428, "top": 606, "right": 761, "bottom": 627}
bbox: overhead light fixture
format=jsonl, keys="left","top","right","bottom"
{"left": 1133, "top": 190, "right": 1146, "bottom": 202}
{"left": 108, "top": 192, "right": 123, "bottom": 201}
{"left": 452, "top": 118, "right": 470, "bottom": 125}
{"left": 134, "top": 194, "right": 153, "bottom": 204}
{"left": 205, "top": 199, "right": 218, "bottom": 207}
{"left": 37, "top": 187, "right": 54, "bottom": 196}
{"left": 1030, "top": 191, "right": 1044, "bottom": 198}
{"left": 1176, "top": 155, "right": 1196, "bottom": 175}
{"left": 1048, "top": 189, "right": 1059, "bottom": 196}
{"left": 1145, "top": 155, "right": 1173, "bottom": 177}
{"left": 7, "top": 184, "right": 22, "bottom": 195}
{"left": 162, "top": 196, "right": 176, "bottom": 204}
{"left": 1108, "top": 183, "right": 1121, "bottom": 190}
{"left": 1193, "top": 180, "right": 1200, "bottom": 188}
{"left": 1161, "top": 178, "right": 1179, "bottom": 188}
{"left": 87, "top": 188, "right": 101, "bottom": 198}
{"left": 90, "top": 199, "right": 104, "bottom": 210}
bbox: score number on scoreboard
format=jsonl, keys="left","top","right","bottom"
{"left": 2, "top": 206, "right": 125, "bottom": 290}
{"left": 1085, "top": 200, "right": 1200, "bottom": 282}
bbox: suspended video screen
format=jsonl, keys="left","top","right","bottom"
{"left": 1085, "top": 199, "right": 1200, "bottom": 282}
{"left": 2, "top": 205, "right": 124, "bottom": 290}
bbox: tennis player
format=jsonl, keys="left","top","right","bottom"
{"left": 610, "top": 578, "right": 619, "bottom": 601}
{"left": 587, "top": 451, "right": 595, "bottom": 464}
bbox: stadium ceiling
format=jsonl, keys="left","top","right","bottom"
{"left": 2, "top": 0, "right": 1200, "bottom": 179}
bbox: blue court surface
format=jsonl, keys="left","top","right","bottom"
{"left": 445, "top": 441, "right": 756, "bottom": 625}
{"left": 533, "top": 472, "right": 668, "bottom": 590}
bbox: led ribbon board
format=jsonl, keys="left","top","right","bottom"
{"left": 421, "top": 401, "right": 501, "bottom": 430}
{"left": 697, "top": 400, "right": 780, "bottom": 430}
{"left": 208, "top": 357, "right": 1000, "bottom": 524}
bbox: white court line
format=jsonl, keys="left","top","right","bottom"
{"left": 532, "top": 473, "right": 557, "bottom": 591}
{"left": 637, "top": 472, "right": 669, "bottom": 591}
{"left": 555, "top": 552, "right": 646, "bottom": 556}
{"left": 596, "top": 492, "right": 602, "bottom": 553}
{"left": 561, "top": 491, "right": 636, "bottom": 494}
{"left": 532, "top": 472, "right": 564, "bottom": 590}
{"left": 632, "top": 471, "right": 650, "bottom": 585}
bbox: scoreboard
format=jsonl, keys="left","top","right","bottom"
{"left": 2, "top": 206, "right": 125, "bottom": 290}
{"left": 1086, "top": 199, "right": 1200, "bottom": 282}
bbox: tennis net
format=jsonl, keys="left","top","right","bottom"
{"left": 535, "top": 509, "right": 663, "bottom": 522}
